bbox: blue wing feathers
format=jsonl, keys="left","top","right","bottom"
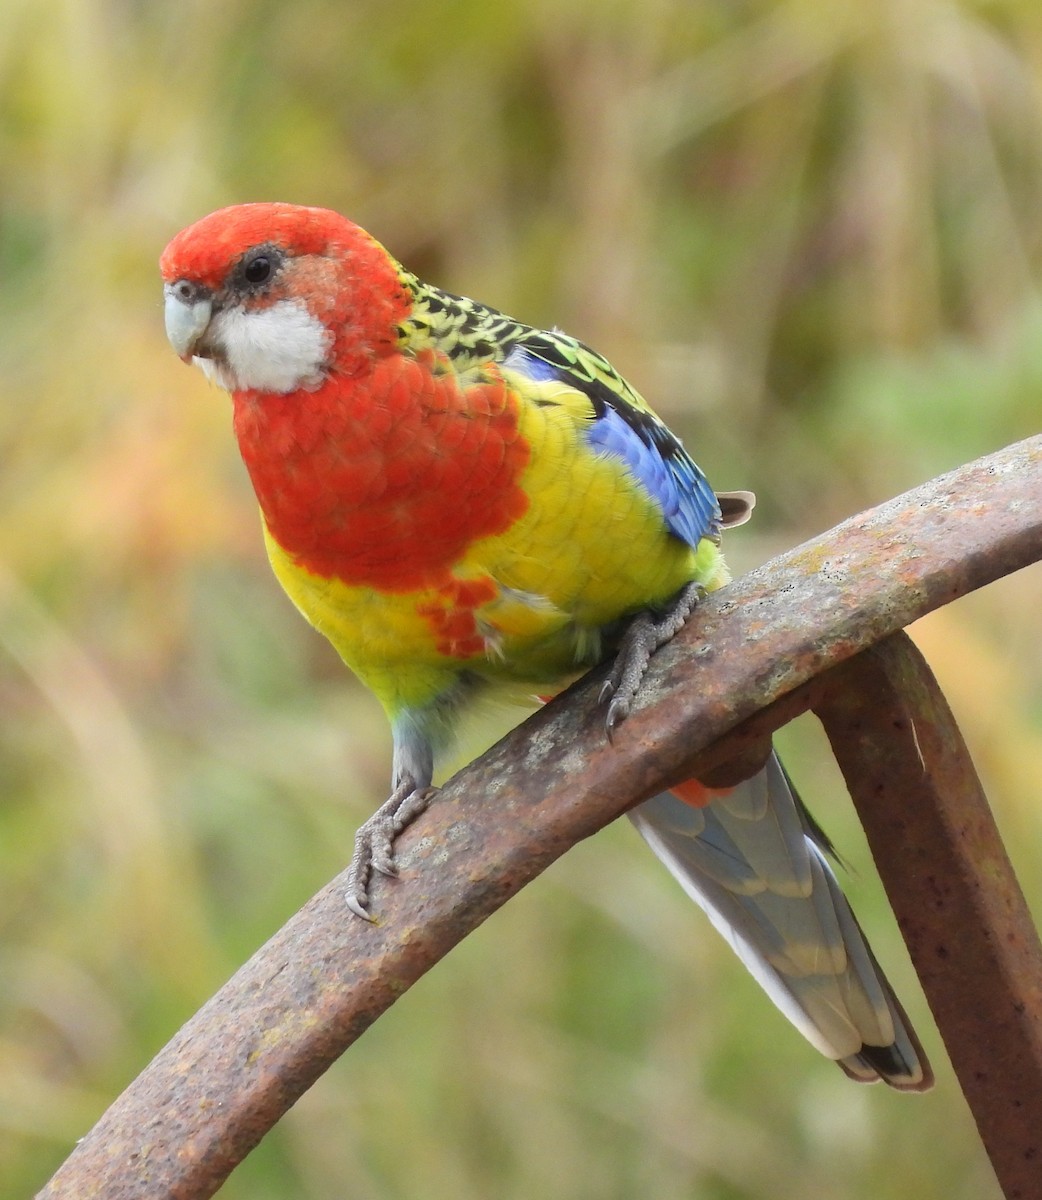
{"left": 586, "top": 408, "right": 719, "bottom": 547}
{"left": 504, "top": 342, "right": 720, "bottom": 549}
{"left": 503, "top": 345, "right": 559, "bottom": 383}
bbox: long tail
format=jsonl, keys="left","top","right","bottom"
{"left": 628, "top": 750, "right": 932, "bottom": 1090}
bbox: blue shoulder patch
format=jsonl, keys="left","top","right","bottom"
{"left": 503, "top": 345, "right": 559, "bottom": 382}
{"left": 503, "top": 343, "right": 720, "bottom": 549}
{"left": 586, "top": 407, "right": 719, "bottom": 548}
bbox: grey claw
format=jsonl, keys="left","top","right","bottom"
{"left": 604, "top": 697, "right": 628, "bottom": 743}
{"left": 345, "top": 891, "right": 375, "bottom": 922}
{"left": 598, "top": 679, "right": 615, "bottom": 705}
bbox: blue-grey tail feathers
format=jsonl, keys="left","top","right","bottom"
{"left": 628, "top": 751, "right": 932, "bottom": 1091}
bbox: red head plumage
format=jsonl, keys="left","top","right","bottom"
{"left": 160, "top": 203, "right": 414, "bottom": 381}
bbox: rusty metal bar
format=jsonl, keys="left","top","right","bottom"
{"left": 721, "top": 629, "right": 1042, "bottom": 1200}
{"left": 816, "top": 635, "right": 1042, "bottom": 1200}
{"left": 36, "top": 435, "right": 1042, "bottom": 1199}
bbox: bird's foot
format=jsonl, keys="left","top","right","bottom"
{"left": 599, "top": 581, "right": 706, "bottom": 740}
{"left": 345, "top": 782, "right": 437, "bottom": 920}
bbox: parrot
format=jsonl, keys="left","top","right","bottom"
{"left": 160, "top": 202, "right": 931, "bottom": 1091}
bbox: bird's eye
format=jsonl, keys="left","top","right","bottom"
{"left": 243, "top": 254, "right": 272, "bottom": 285}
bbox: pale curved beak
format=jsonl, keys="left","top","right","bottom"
{"left": 164, "top": 284, "right": 213, "bottom": 362}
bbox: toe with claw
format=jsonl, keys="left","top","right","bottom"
{"left": 600, "top": 581, "right": 705, "bottom": 741}
{"left": 344, "top": 783, "right": 437, "bottom": 920}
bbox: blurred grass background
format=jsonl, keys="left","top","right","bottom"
{"left": 2, "top": 0, "right": 1041, "bottom": 1196}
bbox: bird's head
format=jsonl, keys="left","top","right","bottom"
{"left": 160, "top": 203, "right": 413, "bottom": 394}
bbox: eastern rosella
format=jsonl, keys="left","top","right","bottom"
{"left": 160, "top": 203, "right": 931, "bottom": 1090}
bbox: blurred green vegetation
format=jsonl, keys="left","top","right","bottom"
{"left": 2, "top": 0, "right": 1041, "bottom": 1196}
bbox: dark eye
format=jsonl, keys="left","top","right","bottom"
{"left": 243, "top": 254, "right": 272, "bottom": 285}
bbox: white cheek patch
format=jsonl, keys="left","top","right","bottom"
{"left": 204, "top": 299, "right": 332, "bottom": 393}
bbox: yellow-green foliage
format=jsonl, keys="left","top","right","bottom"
{"left": 2, "top": 2, "right": 1040, "bottom": 1197}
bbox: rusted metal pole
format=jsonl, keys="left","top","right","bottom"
{"left": 817, "top": 635, "right": 1042, "bottom": 1200}
{"left": 36, "top": 435, "right": 1042, "bottom": 1199}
